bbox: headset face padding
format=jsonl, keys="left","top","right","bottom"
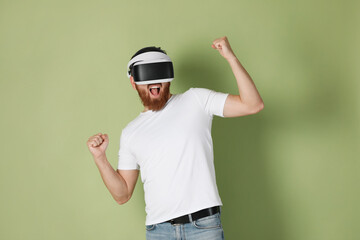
{"left": 127, "top": 51, "right": 174, "bottom": 85}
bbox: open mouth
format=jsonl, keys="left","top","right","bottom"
{"left": 149, "top": 83, "right": 161, "bottom": 97}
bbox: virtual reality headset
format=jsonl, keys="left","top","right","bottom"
{"left": 127, "top": 51, "right": 174, "bottom": 85}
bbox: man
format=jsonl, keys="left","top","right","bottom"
{"left": 86, "top": 36, "right": 264, "bottom": 240}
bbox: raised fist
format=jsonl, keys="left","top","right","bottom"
{"left": 87, "top": 133, "right": 109, "bottom": 158}
{"left": 211, "top": 36, "right": 236, "bottom": 61}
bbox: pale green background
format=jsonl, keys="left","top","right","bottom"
{"left": 0, "top": 0, "right": 359, "bottom": 239}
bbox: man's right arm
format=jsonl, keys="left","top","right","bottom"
{"left": 87, "top": 133, "right": 139, "bottom": 205}
{"left": 94, "top": 154, "right": 139, "bottom": 204}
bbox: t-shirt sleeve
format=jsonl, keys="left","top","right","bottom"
{"left": 190, "top": 88, "right": 229, "bottom": 117}
{"left": 117, "top": 131, "right": 140, "bottom": 170}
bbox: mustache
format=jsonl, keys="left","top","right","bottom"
{"left": 136, "top": 83, "right": 171, "bottom": 111}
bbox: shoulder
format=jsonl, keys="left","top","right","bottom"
{"left": 187, "top": 87, "right": 220, "bottom": 102}
{"left": 185, "top": 87, "right": 213, "bottom": 100}
{"left": 121, "top": 115, "right": 143, "bottom": 136}
{"left": 120, "top": 117, "right": 141, "bottom": 146}
{"left": 187, "top": 87, "right": 212, "bottom": 95}
{"left": 172, "top": 88, "right": 211, "bottom": 98}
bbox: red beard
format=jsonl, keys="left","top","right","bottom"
{"left": 135, "top": 82, "right": 171, "bottom": 112}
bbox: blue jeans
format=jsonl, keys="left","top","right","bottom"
{"left": 145, "top": 211, "right": 225, "bottom": 240}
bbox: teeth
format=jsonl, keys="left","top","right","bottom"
{"left": 149, "top": 83, "right": 161, "bottom": 89}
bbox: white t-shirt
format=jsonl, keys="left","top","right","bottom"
{"left": 117, "top": 88, "right": 229, "bottom": 225}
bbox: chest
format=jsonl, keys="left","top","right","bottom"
{"left": 128, "top": 99, "right": 211, "bottom": 162}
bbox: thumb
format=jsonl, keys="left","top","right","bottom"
{"left": 102, "top": 134, "right": 109, "bottom": 143}
{"left": 215, "top": 43, "right": 222, "bottom": 50}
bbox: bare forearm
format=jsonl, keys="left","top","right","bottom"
{"left": 93, "top": 154, "right": 129, "bottom": 204}
{"left": 227, "top": 56, "right": 263, "bottom": 107}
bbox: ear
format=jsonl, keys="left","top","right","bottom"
{"left": 130, "top": 76, "right": 136, "bottom": 90}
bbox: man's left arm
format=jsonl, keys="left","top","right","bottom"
{"left": 212, "top": 36, "right": 264, "bottom": 118}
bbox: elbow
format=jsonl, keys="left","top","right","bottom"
{"left": 116, "top": 199, "right": 128, "bottom": 205}
{"left": 116, "top": 200, "right": 127, "bottom": 205}
{"left": 115, "top": 194, "right": 131, "bottom": 205}
{"left": 249, "top": 101, "right": 264, "bottom": 114}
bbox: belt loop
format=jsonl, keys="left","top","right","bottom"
{"left": 188, "top": 213, "right": 193, "bottom": 222}
{"left": 209, "top": 207, "right": 213, "bottom": 215}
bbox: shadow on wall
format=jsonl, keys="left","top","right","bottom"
{"left": 174, "top": 50, "right": 223, "bottom": 91}
{"left": 175, "top": 45, "right": 286, "bottom": 240}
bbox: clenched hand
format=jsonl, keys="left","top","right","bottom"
{"left": 211, "top": 36, "right": 236, "bottom": 61}
{"left": 87, "top": 133, "right": 109, "bottom": 158}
